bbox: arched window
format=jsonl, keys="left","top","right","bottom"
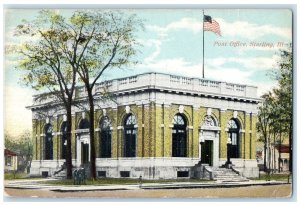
{"left": 99, "top": 116, "right": 112, "bottom": 158}
{"left": 44, "top": 123, "right": 53, "bottom": 160}
{"left": 79, "top": 118, "right": 90, "bottom": 129}
{"left": 172, "top": 114, "right": 187, "bottom": 157}
{"left": 227, "top": 119, "right": 240, "bottom": 158}
{"left": 61, "top": 122, "right": 67, "bottom": 159}
{"left": 124, "top": 114, "right": 137, "bottom": 157}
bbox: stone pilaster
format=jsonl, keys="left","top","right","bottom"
{"left": 143, "top": 103, "right": 151, "bottom": 157}
{"left": 220, "top": 109, "right": 228, "bottom": 159}
{"left": 155, "top": 104, "right": 163, "bottom": 157}
{"left": 112, "top": 108, "right": 118, "bottom": 158}
{"left": 164, "top": 104, "right": 172, "bottom": 157}
{"left": 245, "top": 112, "right": 251, "bottom": 159}
{"left": 137, "top": 105, "right": 144, "bottom": 157}
{"left": 251, "top": 114, "right": 258, "bottom": 159}
{"left": 32, "top": 119, "right": 37, "bottom": 160}
{"left": 192, "top": 105, "right": 200, "bottom": 158}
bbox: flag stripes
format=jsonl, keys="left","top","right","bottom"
{"left": 204, "top": 19, "right": 221, "bottom": 36}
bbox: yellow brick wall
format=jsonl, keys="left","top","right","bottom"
{"left": 31, "top": 104, "right": 257, "bottom": 161}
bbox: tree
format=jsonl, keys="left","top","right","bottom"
{"left": 5, "top": 131, "right": 33, "bottom": 173}
{"left": 71, "top": 10, "right": 143, "bottom": 179}
{"left": 272, "top": 49, "right": 293, "bottom": 172}
{"left": 15, "top": 10, "right": 143, "bottom": 179}
{"left": 257, "top": 47, "right": 292, "bottom": 173}
{"left": 15, "top": 10, "right": 80, "bottom": 179}
{"left": 257, "top": 92, "right": 274, "bottom": 172}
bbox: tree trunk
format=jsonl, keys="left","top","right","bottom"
{"left": 264, "top": 135, "right": 267, "bottom": 172}
{"left": 278, "top": 130, "right": 281, "bottom": 173}
{"left": 273, "top": 133, "right": 276, "bottom": 173}
{"left": 66, "top": 105, "right": 73, "bottom": 179}
{"left": 87, "top": 88, "right": 96, "bottom": 179}
{"left": 268, "top": 134, "right": 271, "bottom": 173}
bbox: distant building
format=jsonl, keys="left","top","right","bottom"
{"left": 28, "top": 72, "right": 261, "bottom": 179}
{"left": 4, "top": 148, "right": 18, "bottom": 172}
{"left": 268, "top": 143, "right": 290, "bottom": 173}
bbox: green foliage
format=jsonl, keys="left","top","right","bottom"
{"left": 5, "top": 131, "right": 33, "bottom": 173}
{"left": 4, "top": 172, "right": 30, "bottom": 180}
{"left": 257, "top": 47, "right": 292, "bottom": 172}
{"left": 257, "top": 47, "right": 292, "bottom": 142}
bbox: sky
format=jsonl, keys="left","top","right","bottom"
{"left": 4, "top": 9, "right": 293, "bottom": 137}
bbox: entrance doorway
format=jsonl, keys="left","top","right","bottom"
{"left": 202, "top": 140, "right": 213, "bottom": 166}
{"left": 81, "top": 143, "right": 89, "bottom": 164}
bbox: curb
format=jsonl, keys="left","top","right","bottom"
{"left": 5, "top": 181, "right": 290, "bottom": 192}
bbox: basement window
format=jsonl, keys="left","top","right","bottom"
{"left": 98, "top": 171, "right": 106, "bottom": 178}
{"left": 177, "top": 171, "right": 189, "bottom": 178}
{"left": 120, "top": 171, "right": 130, "bottom": 178}
{"left": 41, "top": 171, "right": 49, "bottom": 177}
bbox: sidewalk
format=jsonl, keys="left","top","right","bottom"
{"left": 4, "top": 178, "right": 291, "bottom": 192}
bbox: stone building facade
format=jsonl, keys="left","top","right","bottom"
{"left": 28, "top": 72, "right": 260, "bottom": 179}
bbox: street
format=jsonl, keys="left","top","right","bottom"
{"left": 4, "top": 184, "right": 292, "bottom": 199}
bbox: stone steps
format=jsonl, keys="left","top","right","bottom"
{"left": 210, "top": 167, "right": 249, "bottom": 182}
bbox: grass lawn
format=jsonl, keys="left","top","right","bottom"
{"left": 4, "top": 172, "right": 45, "bottom": 180}
{"left": 4, "top": 172, "right": 29, "bottom": 180}
{"left": 39, "top": 178, "right": 213, "bottom": 186}
{"left": 250, "top": 173, "right": 292, "bottom": 181}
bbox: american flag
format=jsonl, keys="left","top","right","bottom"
{"left": 203, "top": 15, "right": 221, "bottom": 36}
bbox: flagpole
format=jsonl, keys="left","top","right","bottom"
{"left": 202, "top": 9, "right": 205, "bottom": 79}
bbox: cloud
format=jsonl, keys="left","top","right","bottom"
{"left": 146, "top": 18, "right": 202, "bottom": 37}
{"left": 206, "top": 55, "right": 280, "bottom": 71}
{"left": 147, "top": 17, "right": 291, "bottom": 41}
{"left": 216, "top": 18, "right": 292, "bottom": 40}
{"left": 136, "top": 57, "right": 276, "bottom": 96}
{"left": 143, "top": 39, "right": 163, "bottom": 63}
{"left": 137, "top": 57, "right": 201, "bottom": 77}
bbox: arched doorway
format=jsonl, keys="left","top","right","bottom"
{"left": 99, "top": 116, "right": 112, "bottom": 158}
{"left": 172, "top": 114, "right": 187, "bottom": 157}
{"left": 200, "top": 115, "right": 220, "bottom": 166}
{"left": 124, "top": 114, "right": 137, "bottom": 157}
{"left": 44, "top": 123, "right": 53, "bottom": 160}
{"left": 227, "top": 119, "right": 240, "bottom": 158}
{"left": 61, "top": 121, "right": 67, "bottom": 159}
